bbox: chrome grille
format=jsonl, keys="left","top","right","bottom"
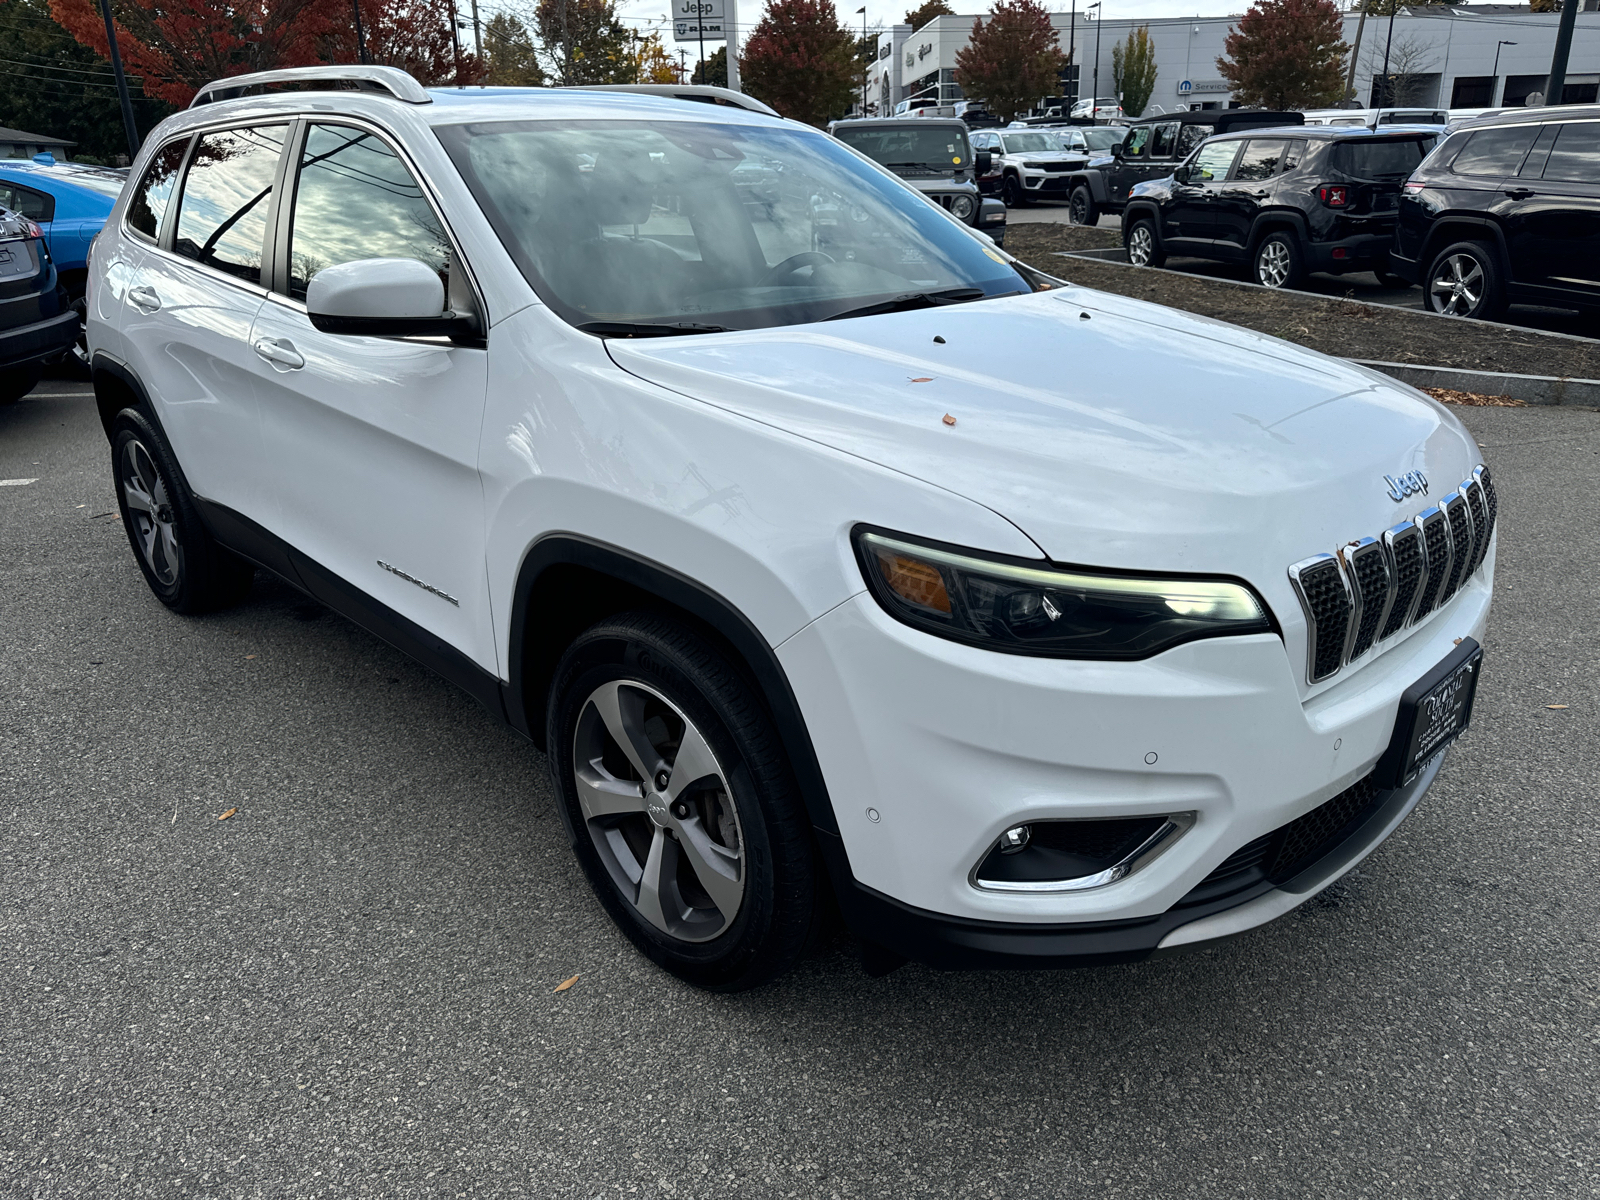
{"left": 1287, "top": 469, "right": 1496, "bottom": 685}
{"left": 1379, "top": 522, "right": 1425, "bottom": 640}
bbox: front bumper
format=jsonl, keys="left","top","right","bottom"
{"left": 779, "top": 572, "right": 1490, "bottom": 960}
{"left": 1022, "top": 172, "right": 1074, "bottom": 194}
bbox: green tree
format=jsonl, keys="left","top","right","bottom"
{"left": 953, "top": 0, "right": 1063, "bottom": 123}
{"left": 535, "top": 0, "right": 628, "bottom": 85}
{"left": 1216, "top": 0, "right": 1348, "bottom": 111}
{"left": 483, "top": 11, "right": 543, "bottom": 85}
{"left": 0, "top": 0, "right": 171, "bottom": 162}
{"left": 903, "top": 0, "right": 953, "bottom": 30}
{"left": 693, "top": 44, "right": 727, "bottom": 85}
{"left": 740, "top": 0, "right": 857, "bottom": 127}
{"left": 1111, "top": 24, "right": 1157, "bottom": 118}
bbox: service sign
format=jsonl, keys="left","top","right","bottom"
{"left": 673, "top": 0, "right": 725, "bottom": 41}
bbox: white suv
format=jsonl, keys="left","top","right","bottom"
{"left": 86, "top": 67, "right": 1495, "bottom": 990}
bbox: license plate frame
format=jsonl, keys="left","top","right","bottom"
{"left": 1374, "top": 637, "right": 1483, "bottom": 789}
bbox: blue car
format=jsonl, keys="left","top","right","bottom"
{"left": 0, "top": 155, "right": 125, "bottom": 363}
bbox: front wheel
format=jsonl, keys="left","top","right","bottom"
{"left": 1068, "top": 185, "right": 1097, "bottom": 227}
{"left": 110, "top": 409, "right": 254, "bottom": 613}
{"left": 1002, "top": 175, "right": 1029, "bottom": 207}
{"left": 1124, "top": 218, "right": 1165, "bottom": 267}
{"left": 547, "top": 612, "right": 821, "bottom": 991}
{"left": 1253, "top": 231, "right": 1305, "bottom": 289}
{"left": 1423, "top": 241, "right": 1506, "bottom": 320}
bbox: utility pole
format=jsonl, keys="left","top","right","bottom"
{"left": 446, "top": 0, "right": 465, "bottom": 85}
{"left": 1343, "top": 4, "right": 1367, "bottom": 107}
{"left": 97, "top": 0, "right": 140, "bottom": 161}
{"left": 1546, "top": 0, "right": 1579, "bottom": 106}
{"left": 470, "top": 0, "right": 482, "bottom": 61}
{"left": 697, "top": 6, "right": 705, "bottom": 85}
{"left": 679, "top": 48, "right": 687, "bottom": 84}
{"left": 352, "top": 0, "right": 369, "bottom": 64}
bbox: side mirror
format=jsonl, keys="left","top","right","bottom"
{"left": 1173, "top": 165, "right": 1190, "bottom": 184}
{"left": 306, "top": 257, "right": 477, "bottom": 338}
{"left": 978, "top": 197, "right": 1007, "bottom": 228}
{"left": 975, "top": 150, "right": 992, "bottom": 174}
{"left": 1113, "top": 142, "right": 1125, "bottom": 159}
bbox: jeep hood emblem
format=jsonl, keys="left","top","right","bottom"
{"left": 1384, "top": 470, "right": 1427, "bottom": 503}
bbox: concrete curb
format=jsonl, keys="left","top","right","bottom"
{"left": 1350, "top": 360, "right": 1600, "bottom": 407}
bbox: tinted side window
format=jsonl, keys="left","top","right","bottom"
{"left": 1123, "top": 127, "right": 1151, "bottom": 158}
{"left": 285, "top": 125, "right": 450, "bottom": 302}
{"left": 1176, "top": 124, "right": 1213, "bottom": 156}
{"left": 1233, "top": 139, "right": 1289, "bottom": 181}
{"left": 1541, "top": 121, "right": 1600, "bottom": 184}
{"left": 173, "top": 125, "right": 289, "bottom": 284}
{"left": 0, "top": 182, "right": 53, "bottom": 221}
{"left": 126, "top": 138, "right": 188, "bottom": 242}
{"left": 1449, "top": 125, "right": 1538, "bottom": 178}
{"left": 1282, "top": 139, "right": 1308, "bottom": 172}
{"left": 1151, "top": 123, "right": 1178, "bottom": 157}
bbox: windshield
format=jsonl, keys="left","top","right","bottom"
{"left": 834, "top": 125, "right": 970, "bottom": 169}
{"left": 440, "top": 120, "right": 1027, "bottom": 333}
{"left": 1000, "top": 133, "right": 1060, "bottom": 154}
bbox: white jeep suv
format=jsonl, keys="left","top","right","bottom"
{"left": 86, "top": 67, "right": 1495, "bottom": 990}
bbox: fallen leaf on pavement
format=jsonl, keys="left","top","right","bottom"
{"left": 942, "top": 413, "right": 957, "bottom": 426}
{"left": 245, "top": 655, "right": 256, "bottom": 660}
{"left": 554, "top": 974, "right": 579, "bottom": 993}
{"left": 1546, "top": 704, "right": 1568, "bottom": 710}
{"left": 218, "top": 808, "right": 238, "bottom": 820}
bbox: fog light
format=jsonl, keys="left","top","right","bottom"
{"left": 998, "top": 825, "right": 1031, "bottom": 854}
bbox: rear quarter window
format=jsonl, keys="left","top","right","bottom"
{"left": 1330, "top": 138, "right": 1430, "bottom": 179}
{"left": 1448, "top": 125, "right": 1539, "bottom": 178}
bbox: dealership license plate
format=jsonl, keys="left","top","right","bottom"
{"left": 1376, "top": 638, "right": 1483, "bottom": 788}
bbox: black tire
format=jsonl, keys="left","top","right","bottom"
{"left": 1002, "top": 174, "right": 1029, "bottom": 207}
{"left": 547, "top": 611, "right": 820, "bottom": 992}
{"left": 109, "top": 408, "right": 254, "bottom": 614}
{"left": 1423, "top": 240, "right": 1506, "bottom": 320}
{"left": 1124, "top": 217, "right": 1165, "bottom": 268}
{"left": 1253, "top": 231, "right": 1305, "bottom": 289}
{"left": 0, "top": 365, "right": 42, "bottom": 405}
{"left": 1068, "top": 185, "right": 1097, "bottom": 227}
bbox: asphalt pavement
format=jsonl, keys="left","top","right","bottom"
{"left": 3, "top": 381, "right": 1598, "bottom": 1198}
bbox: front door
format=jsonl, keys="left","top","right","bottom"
{"left": 249, "top": 122, "right": 495, "bottom": 673}
{"left": 1503, "top": 119, "right": 1600, "bottom": 303}
{"left": 1166, "top": 140, "right": 1241, "bottom": 245}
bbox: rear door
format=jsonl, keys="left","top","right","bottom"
{"left": 1212, "top": 138, "right": 1291, "bottom": 253}
{"left": 1503, "top": 119, "right": 1600, "bottom": 303}
{"left": 120, "top": 124, "right": 288, "bottom": 524}
{"left": 248, "top": 121, "right": 494, "bottom": 671}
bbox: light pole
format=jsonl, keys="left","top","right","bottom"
{"left": 1089, "top": 2, "right": 1102, "bottom": 110}
{"left": 1492, "top": 40, "right": 1516, "bottom": 106}
{"left": 97, "top": 0, "right": 140, "bottom": 161}
{"left": 352, "top": 0, "right": 369, "bottom": 64}
{"left": 1068, "top": 0, "right": 1076, "bottom": 110}
{"left": 1378, "top": 0, "right": 1399, "bottom": 109}
{"left": 858, "top": 6, "right": 868, "bottom": 116}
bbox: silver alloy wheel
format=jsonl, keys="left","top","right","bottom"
{"left": 573, "top": 678, "right": 745, "bottom": 943}
{"left": 1128, "top": 224, "right": 1154, "bottom": 266}
{"left": 1257, "top": 238, "right": 1292, "bottom": 287}
{"left": 1429, "top": 252, "right": 1484, "bottom": 316}
{"left": 121, "top": 438, "right": 181, "bottom": 587}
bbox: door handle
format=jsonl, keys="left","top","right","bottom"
{"left": 1250, "top": 190, "right": 1270, "bottom": 198}
{"left": 1504, "top": 187, "right": 1536, "bottom": 200}
{"left": 128, "top": 284, "right": 161, "bottom": 313}
{"left": 253, "top": 337, "right": 304, "bottom": 370}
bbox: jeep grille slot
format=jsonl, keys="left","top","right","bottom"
{"left": 1285, "top": 471, "right": 1493, "bottom": 686}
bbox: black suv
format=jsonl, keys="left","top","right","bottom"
{"left": 1120, "top": 126, "right": 1437, "bottom": 289}
{"left": 0, "top": 204, "right": 79, "bottom": 405}
{"left": 1393, "top": 105, "right": 1600, "bottom": 319}
{"left": 1063, "top": 110, "right": 1303, "bottom": 227}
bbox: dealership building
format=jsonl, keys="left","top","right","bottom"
{"left": 865, "top": 3, "right": 1600, "bottom": 116}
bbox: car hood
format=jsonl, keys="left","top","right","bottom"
{"left": 605, "top": 287, "right": 1480, "bottom": 587}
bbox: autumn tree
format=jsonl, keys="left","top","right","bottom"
{"left": 347, "top": 0, "right": 477, "bottom": 86}
{"left": 1216, "top": 0, "right": 1347, "bottom": 111}
{"left": 903, "top": 0, "right": 953, "bottom": 30}
{"left": 535, "top": 0, "right": 627, "bottom": 85}
{"left": 740, "top": 0, "right": 857, "bottom": 127}
{"left": 1111, "top": 24, "right": 1157, "bottom": 117}
{"left": 633, "top": 30, "right": 677, "bottom": 83}
{"left": 953, "top": 0, "right": 1063, "bottom": 123}
{"left": 0, "top": 0, "right": 171, "bottom": 160}
{"left": 483, "top": 11, "right": 543, "bottom": 85}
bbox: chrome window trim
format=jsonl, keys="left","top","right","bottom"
{"left": 970, "top": 812, "right": 1196, "bottom": 894}
{"left": 1288, "top": 551, "right": 1354, "bottom": 685}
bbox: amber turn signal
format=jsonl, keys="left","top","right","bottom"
{"left": 875, "top": 551, "right": 952, "bottom": 614}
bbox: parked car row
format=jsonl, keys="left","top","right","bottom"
{"left": 1103, "top": 104, "right": 1599, "bottom": 321}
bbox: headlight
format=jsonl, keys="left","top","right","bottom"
{"left": 855, "top": 529, "right": 1275, "bottom": 660}
{"left": 951, "top": 194, "right": 976, "bottom": 219}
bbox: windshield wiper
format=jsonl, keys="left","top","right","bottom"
{"left": 577, "top": 320, "right": 735, "bottom": 338}
{"left": 823, "top": 288, "right": 988, "bottom": 322}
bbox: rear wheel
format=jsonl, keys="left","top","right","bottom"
{"left": 547, "top": 612, "right": 821, "bottom": 991}
{"left": 1423, "top": 241, "right": 1506, "bottom": 320}
{"left": 1125, "top": 218, "right": 1165, "bottom": 268}
{"left": 1253, "top": 231, "right": 1305, "bottom": 289}
{"left": 1068, "top": 185, "right": 1097, "bottom": 226}
{"left": 110, "top": 408, "right": 254, "bottom": 613}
